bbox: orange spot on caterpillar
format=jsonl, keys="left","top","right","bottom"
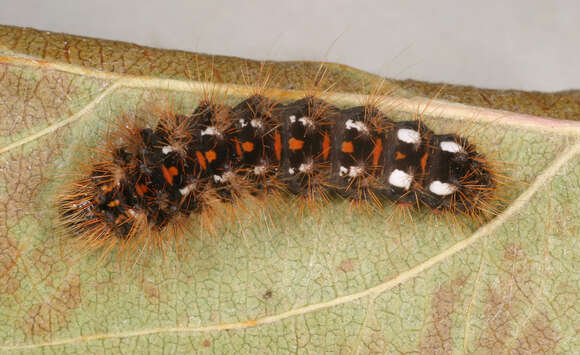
{"left": 205, "top": 150, "right": 217, "bottom": 163}
{"left": 420, "top": 152, "right": 429, "bottom": 173}
{"left": 107, "top": 200, "right": 120, "bottom": 207}
{"left": 101, "top": 184, "right": 114, "bottom": 193}
{"left": 431, "top": 207, "right": 443, "bottom": 214}
{"left": 274, "top": 131, "right": 282, "bottom": 161}
{"left": 162, "top": 165, "right": 179, "bottom": 185}
{"left": 322, "top": 133, "right": 331, "bottom": 159}
{"left": 196, "top": 151, "right": 207, "bottom": 170}
{"left": 341, "top": 141, "right": 354, "bottom": 153}
{"left": 235, "top": 139, "right": 242, "bottom": 156}
{"left": 135, "top": 184, "right": 148, "bottom": 197}
{"left": 395, "top": 151, "right": 406, "bottom": 160}
{"left": 289, "top": 138, "right": 304, "bottom": 151}
{"left": 372, "top": 138, "right": 382, "bottom": 165}
{"left": 242, "top": 141, "right": 254, "bottom": 152}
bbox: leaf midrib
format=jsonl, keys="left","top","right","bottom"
{"left": 1, "top": 55, "right": 579, "bottom": 158}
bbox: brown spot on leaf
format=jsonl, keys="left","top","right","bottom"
{"left": 337, "top": 259, "right": 356, "bottom": 273}
{"left": 479, "top": 284, "right": 514, "bottom": 351}
{"left": 210, "top": 312, "right": 218, "bottom": 322}
{"left": 0, "top": 133, "right": 67, "bottom": 294}
{"left": 23, "top": 274, "right": 81, "bottom": 336}
{"left": 141, "top": 279, "right": 160, "bottom": 303}
{"left": 0, "top": 232, "right": 21, "bottom": 294}
{"left": 1, "top": 144, "right": 61, "bottom": 223}
{"left": 263, "top": 290, "right": 272, "bottom": 299}
{"left": 203, "top": 339, "right": 211, "bottom": 347}
{"left": 419, "top": 276, "right": 467, "bottom": 354}
{"left": 367, "top": 330, "right": 388, "bottom": 353}
{"left": 504, "top": 243, "right": 525, "bottom": 261}
{"left": 512, "top": 312, "right": 559, "bottom": 353}
{"left": 477, "top": 243, "right": 538, "bottom": 353}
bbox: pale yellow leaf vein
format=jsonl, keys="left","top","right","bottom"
{"left": 119, "top": 77, "right": 580, "bottom": 136}
{"left": 3, "top": 141, "right": 579, "bottom": 351}
{"left": 0, "top": 81, "right": 123, "bottom": 154}
{"left": 2, "top": 56, "right": 580, "bottom": 138}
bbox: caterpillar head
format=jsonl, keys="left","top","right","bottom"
{"left": 423, "top": 134, "right": 496, "bottom": 216}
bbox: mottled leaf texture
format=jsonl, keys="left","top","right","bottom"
{"left": 1, "top": 25, "right": 579, "bottom": 354}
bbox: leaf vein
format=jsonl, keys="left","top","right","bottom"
{"left": 4, "top": 141, "right": 579, "bottom": 351}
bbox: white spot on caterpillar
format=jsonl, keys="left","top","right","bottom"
{"left": 429, "top": 180, "right": 457, "bottom": 196}
{"left": 179, "top": 183, "right": 196, "bottom": 196}
{"left": 239, "top": 119, "right": 247, "bottom": 127}
{"left": 348, "top": 166, "right": 364, "bottom": 178}
{"left": 298, "top": 162, "right": 313, "bottom": 173}
{"left": 213, "top": 171, "right": 234, "bottom": 183}
{"left": 75, "top": 200, "right": 92, "bottom": 209}
{"left": 250, "top": 119, "right": 262, "bottom": 128}
{"left": 127, "top": 209, "right": 137, "bottom": 217}
{"left": 339, "top": 166, "right": 348, "bottom": 177}
{"left": 253, "top": 165, "right": 266, "bottom": 175}
{"left": 440, "top": 141, "right": 464, "bottom": 153}
{"left": 397, "top": 129, "right": 420, "bottom": 144}
{"left": 288, "top": 168, "right": 295, "bottom": 175}
{"left": 162, "top": 146, "right": 175, "bottom": 155}
{"left": 388, "top": 169, "right": 413, "bottom": 190}
{"left": 298, "top": 116, "right": 314, "bottom": 127}
{"left": 289, "top": 115, "right": 297, "bottom": 123}
{"left": 201, "top": 126, "right": 219, "bottom": 136}
{"left": 345, "top": 119, "right": 368, "bottom": 133}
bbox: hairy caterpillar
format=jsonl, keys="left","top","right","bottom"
{"left": 57, "top": 79, "right": 499, "bottom": 258}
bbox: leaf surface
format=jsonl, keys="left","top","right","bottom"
{"left": 0, "top": 25, "right": 578, "bottom": 354}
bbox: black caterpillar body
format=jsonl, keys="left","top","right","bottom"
{"left": 59, "top": 95, "right": 495, "bottom": 240}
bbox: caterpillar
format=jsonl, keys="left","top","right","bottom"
{"left": 57, "top": 88, "right": 498, "bottom": 257}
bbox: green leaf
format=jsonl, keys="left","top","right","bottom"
{"left": 1, "top": 25, "right": 579, "bottom": 353}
